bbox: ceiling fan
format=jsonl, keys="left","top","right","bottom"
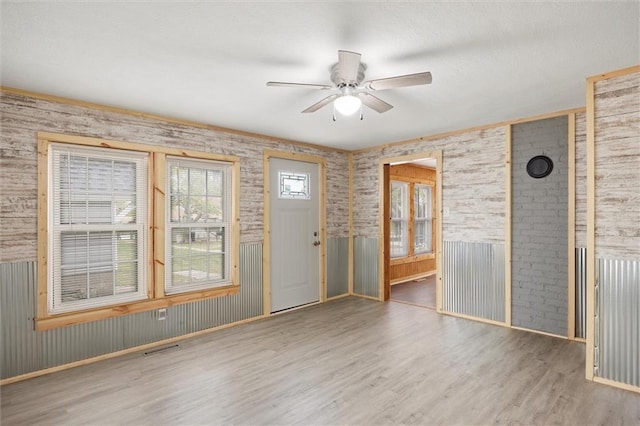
{"left": 266, "top": 50, "right": 432, "bottom": 119}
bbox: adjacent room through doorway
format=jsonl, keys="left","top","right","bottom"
{"left": 390, "top": 274, "right": 437, "bottom": 309}
{"left": 382, "top": 152, "right": 441, "bottom": 310}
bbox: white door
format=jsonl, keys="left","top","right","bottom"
{"left": 269, "top": 157, "right": 320, "bottom": 313}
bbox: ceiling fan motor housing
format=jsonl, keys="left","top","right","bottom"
{"left": 330, "top": 62, "right": 366, "bottom": 86}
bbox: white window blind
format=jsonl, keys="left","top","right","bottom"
{"left": 414, "top": 184, "right": 433, "bottom": 254}
{"left": 165, "top": 157, "right": 232, "bottom": 294}
{"left": 48, "top": 144, "right": 148, "bottom": 314}
{"left": 390, "top": 181, "right": 408, "bottom": 258}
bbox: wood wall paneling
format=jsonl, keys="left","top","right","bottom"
{"left": 353, "top": 127, "right": 507, "bottom": 243}
{"left": 574, "top": 113, "right": 588, "bottom": 248}
{"left": 586, "top": 65, "right": 640, "bottom": 390}
{"left": 593, "top": 70, "right": 640, "bottom": 261}
{"left": 390, "top": 258, "right": 436, "bottom": 285}
{"left": 0, "top": 91, "right": 350, "bottom": 263}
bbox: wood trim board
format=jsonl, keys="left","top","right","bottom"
{"left": 593, "top": 376, "right": 640, "bottom": 395}
{"left": 36, "top": 137, "right": 49, "bottom": 319}
{"left": 382, "top": 164, "right": 390, "bottom": 301}
{"left": 567, "top": 113, "right": 577, "bottom": 340}
{"left": 435, "top": 151, "right": 443, "bottom": 313}
{"left": 504, "top": 125, "right": 512, "bottom": 326}
{"left": 586, "top": 65, "right": 640, "bottom": 83}
{"left": 510, "top": 326, "right": 569, "bottom": 340}
{"left": 585, "top": 76, "right": 596, "bottom": 382}
{"left": 354, "top": 107, "right": 586, "bottom": 154}
{"left": 348, "top": 152, "right": 354, "bottom": 295}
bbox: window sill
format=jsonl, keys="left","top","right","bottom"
{"left": 35, "top": 285, "right": 240, "bottom": 331}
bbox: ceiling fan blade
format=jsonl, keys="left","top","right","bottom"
{"left": 367, "top": 72, "right": 432, "bottom": 91}
{"left": 302, "top": 94, "right": 340, "bottom": 113}
{"left": 338, "top": 50, "right": 361, "bottom": 83}
{"left": 358, "top": 92, "right": 393, "bottom": 113}
{"left": 267, "top": 81, "right": 333, "bottom": 90}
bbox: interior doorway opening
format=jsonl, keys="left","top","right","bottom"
{"left": 390, "top": 274, "right": 437, "bottom": 309}
{"left": 379, "top": 152, "right": 442, "bottom": 311}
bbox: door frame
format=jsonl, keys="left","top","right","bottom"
{"left": 378, "top": 150, "right": 443, "bottom": 312}
{"left": 263, "top": 149, "right": 327, "bottom": 316}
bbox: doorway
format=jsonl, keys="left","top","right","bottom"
{"left": 265, "top": 153, "right": 324, "bottom": 314}
{"left": 379, "top": 152, "right": 442, "bottom": 311}
{"left": 390, "top": 275, "right": 437, "bottom": 309}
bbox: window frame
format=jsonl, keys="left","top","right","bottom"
{"left": 37, "top": 132, "right": 240, "bottom": 331}
{"left": 48, "top": 143, "right": 149, "bottom": 314}
{"left": 390, "top": 181, "right": 409, "bottom": 258}
{"left": 413, "top": 183, "right": 434, "bottom": 255}
{"left": 165, "top": 156, "right": 233, "bottom": 295}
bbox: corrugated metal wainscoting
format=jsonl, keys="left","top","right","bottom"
{"left": 575, "top": 247, "right": 587, "bottom": 339}
{"left": 443, "top": 241, "right": 505, "bottom": 322}
{"left": 327, "top": 237, "right": 349, "bottom": 298}
{"left": 595, "top": 258, "right": 639, "bottom": 387}
{"left": 354, "top": 237, "right": 379, "bottom": 298}
{"left": 0, "top": 243, "right": 263, "bottom": 380}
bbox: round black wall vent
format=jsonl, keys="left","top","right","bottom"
{"left": 526, "top": 155, "right": 553, "bottom": 178}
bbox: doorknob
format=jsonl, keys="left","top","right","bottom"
{"left": 313, "top": 241, "right": 321, "bottom": 246}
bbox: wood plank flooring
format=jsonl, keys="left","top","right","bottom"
{"left": 1, "top": 297, "right": 639, "bottom": 425}
{"left": 391, "top": 276, "right": 436, "bottom": 309}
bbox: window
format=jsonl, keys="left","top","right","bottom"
{"left": 38, "top": 133, "right": 240, "bottom": 330}
{"left": 48, "top": 144, "right": 148, "bottom": 313}
{"left": 414, "top": 184, "right": 433, "bottom": 254}
{"left": 166, "top": 157, "right": 232, "bottom": 294}
{"left": 279, "top": 171, "right": 310, "bottom": 199}
{"left": 390, "top": 181, "right": 409, "bottom": 257}
{"left": 389, "top": 177, "right": 435, "bottom": 259}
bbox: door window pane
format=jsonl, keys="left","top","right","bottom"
{"left": 279, "top": 171, "right": 310, "bottom": 199}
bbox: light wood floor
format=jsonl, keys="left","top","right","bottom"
{"left": 391, "top": 275, "right": 436, "bottom": 309}
{"left": 2, "top": 297, "right": 638, "bottom": 425}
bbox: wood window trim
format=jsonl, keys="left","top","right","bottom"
{"left": 36, "top": 132, "right": 241, "bottom": 331}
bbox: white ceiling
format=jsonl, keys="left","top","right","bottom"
{"left": 2, "top": 2, "right": 638, "bottom": 151}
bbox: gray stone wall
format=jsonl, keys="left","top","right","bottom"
{"left": 511, "top": 116, "right": 568, "bottom": 336}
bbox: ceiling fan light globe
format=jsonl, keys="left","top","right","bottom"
{"left": 334, "top": 95, "right": 361, "bottom": 116}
